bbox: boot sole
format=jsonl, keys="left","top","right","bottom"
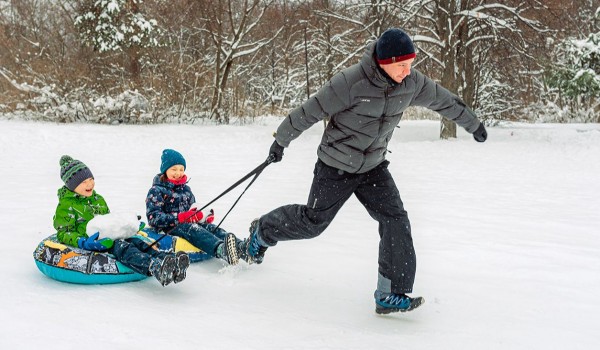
{"left": 225, "top": 234, "right": 239, "bottom": 265}
{"left": 375, "top": 297, "right": 425, "bottom": 314}
{"left": 174, "top": 253, "right": 190, "bottom": 284}
{"left": 158, "top": 255, "right": 177, "bottom": 287}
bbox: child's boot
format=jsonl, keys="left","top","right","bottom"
{"left": 149, "top": 254, "right": 176, "bottom": 286}
{"left": 215, "top": 233, "right": 239, "bottom": 265}
{"left": 173, "top": 251, "right": 190, "bottom": 284}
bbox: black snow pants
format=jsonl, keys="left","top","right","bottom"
{"left": 259, "top": 159, "right": 416, "bottom": 294}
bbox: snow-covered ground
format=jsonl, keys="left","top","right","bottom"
{"left": 1, "top": 117, "right": 599, "bottom": 349}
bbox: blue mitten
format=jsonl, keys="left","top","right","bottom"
{"left": 77, "top": 232, "right": 114, "bottom": 252}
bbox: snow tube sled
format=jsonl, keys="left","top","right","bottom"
{"left": 34, "top": 229, "right": 212, "bottom": 284}
{"left": 34, "top": 235, "right": 146, "bottom": 285}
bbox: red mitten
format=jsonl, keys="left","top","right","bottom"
{"left": 202, "top": 209, "right": 215, "bottom": 224}
{"left": 188, "top": 210, "right": 204, "bottom": 223}
{"left": 177, "top": 208, "right": 204, "bottom": 223}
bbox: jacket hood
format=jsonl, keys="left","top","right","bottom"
{"left": 152, "top": 174, "right": 171, "bottom": 189}
{"left": 360, "top": 41, "right": 397, "bottom": 88}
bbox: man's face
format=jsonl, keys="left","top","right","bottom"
{"left": 380, "top": 58, "right": 415, "bottom": 83}
{"left": 74, "top": 178, "right": 95, "bottom": 197}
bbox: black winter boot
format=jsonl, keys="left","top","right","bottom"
{"left": 149, "top": 254, "right": 177, "bottom": 286}
{"left": 246, "top": 218, "right": 268, "bottom": 264}
{"left": 173, "top": 251, "right": 190, "bottom": 284}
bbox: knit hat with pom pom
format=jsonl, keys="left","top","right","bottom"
{"left": 60, "top": 155, "right": 94, "bottom": 191}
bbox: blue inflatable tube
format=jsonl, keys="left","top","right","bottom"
{"left": 34, "top": 260, "right": 146, "bottom": 284}
{"left": 34, "top": 230, "right": 212, "bottom": 285}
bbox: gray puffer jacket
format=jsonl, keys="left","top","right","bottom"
{"left": 275, "top": 41, "right": 481, "bottom": 174}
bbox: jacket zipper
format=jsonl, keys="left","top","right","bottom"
{"left": 358, "top": 87, "right": 390, "bottom": 172}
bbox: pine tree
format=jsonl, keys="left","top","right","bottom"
{"left": 75, "top": 0, "right": 161, "bottom": 53}
{"left": 75, "top": 0, "right": 162, "bottom": 84}
{"left": 546, "top": 7, "right": 599, "bottom": 120}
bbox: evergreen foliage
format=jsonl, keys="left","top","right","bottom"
{"left": 74, "top": 0, "right": 162, "bottom": 52}
{"left": 545, "top": 7, "right": 599, "bottom": 120}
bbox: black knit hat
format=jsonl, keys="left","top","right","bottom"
{"left": 376, "top": 28, "right": 416, "bottom": 65}
{"left": 60, "top": 155, "right": 94, "bottom": 191}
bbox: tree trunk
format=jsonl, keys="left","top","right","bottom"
{"left": 210, "top": 31, "right": 223, "bottom": 123}
{"left": 127, "top": 0, "right": 141, "bottom": 88}
{"left": 220, "top": 60, "right": 234, "bottom": 124}
{"left": 128, "top": 47, "right": 141, "bottom": 87}
{"left": 437, "top": 0, "right": 459, "bottom": 139}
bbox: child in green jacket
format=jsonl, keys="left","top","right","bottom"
{"left": 53, "top": 155, "right": 189, "bottom": 286}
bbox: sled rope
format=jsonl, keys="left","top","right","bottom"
{"left": 204, "top": 155, "right": 274, "bottom": 231}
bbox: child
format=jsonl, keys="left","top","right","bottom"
{"left": 145, "top": 149, "right": 245, "bottom": 265}
{"left": 53, "top": 155, "right": 190, "bottom": 286}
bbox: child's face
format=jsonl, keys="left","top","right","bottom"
{"left": 74, "top": 178, "right": 95, "bottom": 197}
{"left": 165, "top": 165, "right": 186, "bottom": 181}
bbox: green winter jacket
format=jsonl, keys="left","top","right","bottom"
{"left": 53, "top": 186, "right": 110, "bottom": 247}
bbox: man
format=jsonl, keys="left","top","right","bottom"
{"left": 245, "top": 28, "right": 487, "bottom": 314}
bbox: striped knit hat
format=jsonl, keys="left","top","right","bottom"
{"left": 60, "top": 155, "right": 94, "bottom": 191}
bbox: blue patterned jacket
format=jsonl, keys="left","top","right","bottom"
{"left": 145, "top": 174, "right": 196, "bottom": 231}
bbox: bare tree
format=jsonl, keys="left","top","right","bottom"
{"left": 412, "top": 0, "right": 547, "bottom": 138}
{"left": 201, "top": 0, "right": 280, "bottom": 123}
{"left": 0, "top": 0, "right": 593, "bottom": 125}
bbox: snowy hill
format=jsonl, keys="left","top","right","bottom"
{"left": 1, "top": 118, "right": 599, "bottom": 349}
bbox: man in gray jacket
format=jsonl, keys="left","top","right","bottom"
{"left": 245, "top": 28, "right": 487, "bottom": 314}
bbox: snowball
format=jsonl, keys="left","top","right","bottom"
{"left": 87, "top": 212, "right": 141, "bottom": 240}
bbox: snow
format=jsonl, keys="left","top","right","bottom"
{"left": 105, "top": 0, "right": 121, "bottom": 14}
{"left": 86, "top": 212, "right": 140, "bottom": 241}
{"left": 1, "top": 118, "right": 599, "bottom": 349}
